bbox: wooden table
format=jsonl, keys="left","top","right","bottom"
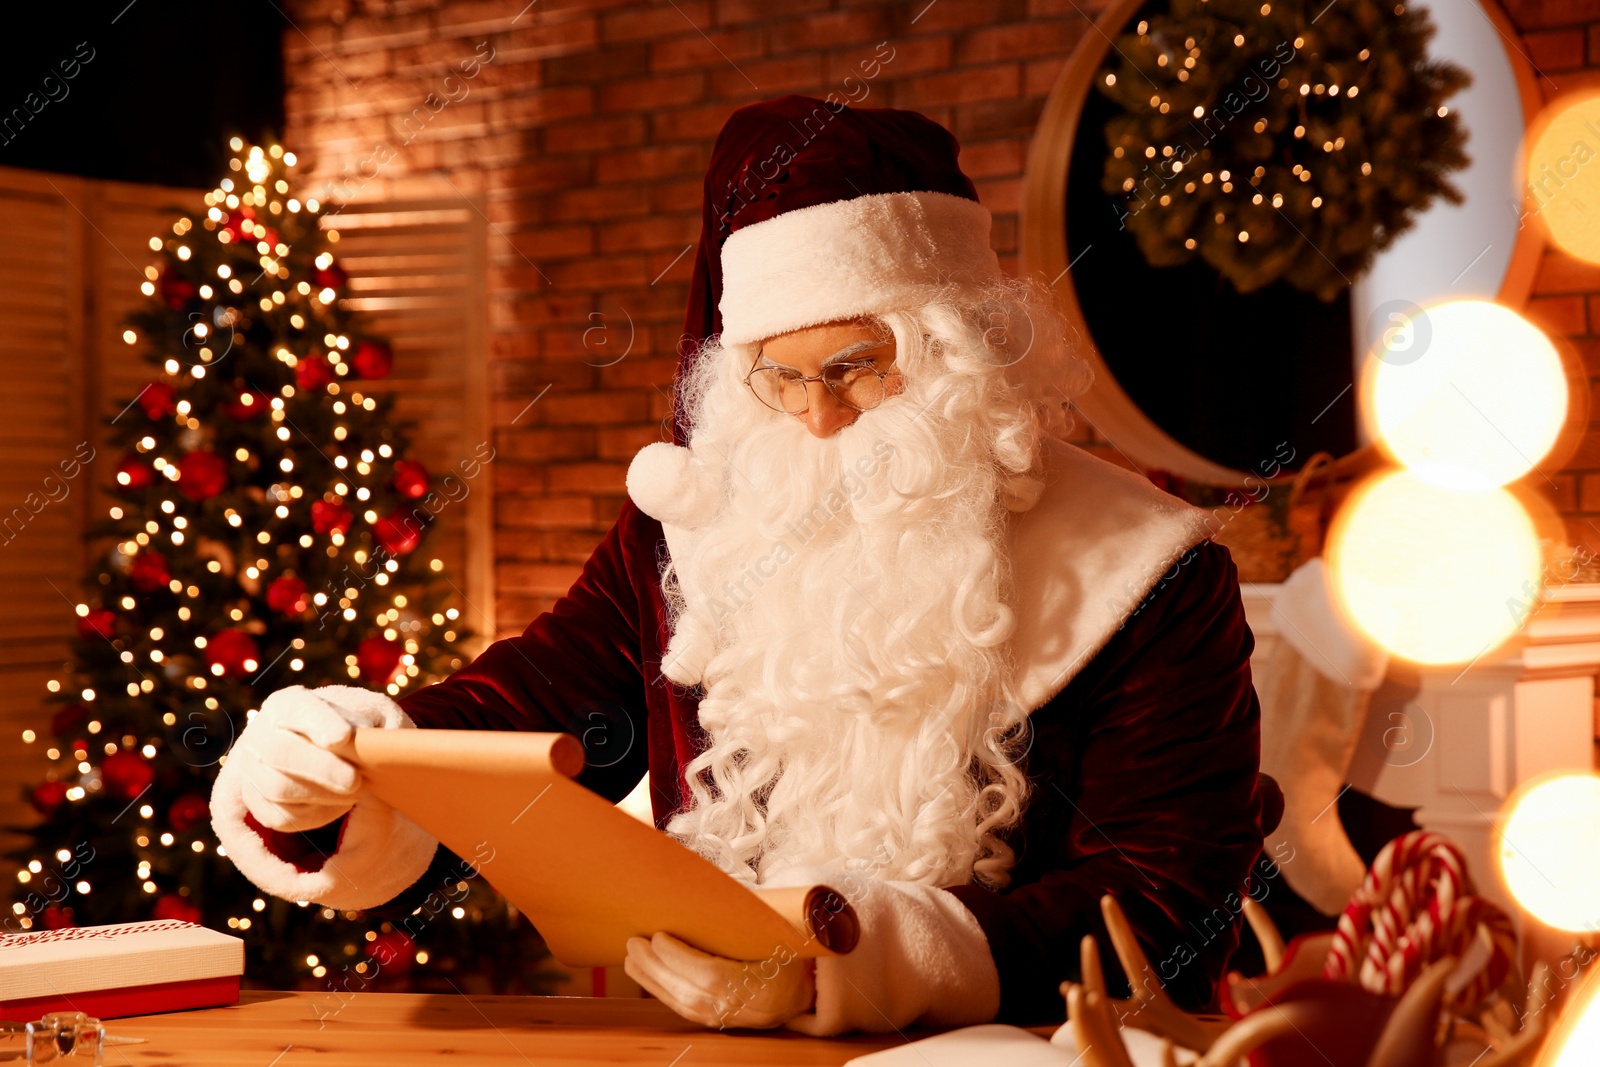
{"left": 108, "top": 991, "right": 999, "bottom": 1065}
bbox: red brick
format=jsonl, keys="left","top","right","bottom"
{"left": 713, "top": 0, "right": 831, "bottom": 23}
{"left": 649, "top": 28, "right": 765, "bottom": 73}
{"left": 497, "top": 493, "right": 595, "bottom": 528}
{"left": 649, "top": 178, "right": 705, "bottom": 215}
{"left": 1526, "top": 28, "right": 1587, "bottom": 71}
{"left": 595, "top": 143, "right": 707, "bottom": 184}
{"left": 493, "top": 427, "right": 599, "bottom": 462}
{"left": 891, "top": 0, "right": 1027, "bottom": 34}
{"left": 497, "top": 16, "right": 602, "bottom": 62}
{"left": 1549, "top": 470, "right": 1579, "bottom": 513}
{"left": 542, "top": 253, "right": 651, "bottom": 290}
{"left": 542, "top": 113, "right": 649, "bottom": 153}
{"left": 955, "top": 20, "right": 1080, "bottom": 64}
{"left": 826, "top": 36, "right": 952, "bottom": 83}
{"left": 953, "top": 96, "right": 1047, "bottom": 141}
{"left": 598, "top": 424, "right": 669, "bottom": 459}
{"left": 775, "top": 9, "right": 892, "bottom": 50}
{"left": 544, "top": 184, "right": 653, "bottom": 222}
{"left": 600, "top": 356, "right": 681, "bottom": 390}
{"left": 490, "top": 87, "right": 595, "bottom": 127}
{"left": 651, "top": 101, "right": 740, "bottom": 141}
{"left": 709, "top": 54, "right": 825, "bottom": 97}
{"left": 598, "top": 72, "right": 708, "bottom": 112}
{"left": 598, "top": 215, "right": 701, "bottom": 253}
{"left": 1025, "top": 55, "right": 1070, "bottom": 96}
{"left": 891, "top": 64, "right": 1020, "bottom": 109}
{"left": 546, "top": 462, "right": 630, "bottom": 493}
{"left": 601, "top": 3, "right": 712, "bottom": 43}
{"left": 958, "top": 139, "right": 1024, "bottom": 178}
{"left": 542, "top": 390, "right": 654, "bottom": 425}
{"left": 545, "top": 44, "right": 652, "bottom": 85}
{"left": 505, "top": 223, "right": 596, "bottom": 261}
{"left": 1534, "top": 249, "right": 1600, "bottom": 295}
{"left": 1530, "top": 294, "right": 1589, "bottom": 337}
{"left": 498, "top": 561, "right": 586, "bottom": 596}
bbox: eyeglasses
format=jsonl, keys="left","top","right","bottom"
{"left": 744, "top": 353, "right": 901, "bottom": 416}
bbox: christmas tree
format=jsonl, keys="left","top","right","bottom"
{"left": 6, "top": 138, "right": 548, "bottom": 992}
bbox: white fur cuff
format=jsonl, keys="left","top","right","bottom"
{"left": 774, "top": 870, "right": 1002, "bottom": 1036}
{"left": 210, "top": 713, "right": 438, "bottom": 911}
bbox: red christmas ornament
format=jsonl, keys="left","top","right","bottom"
{"left": 76, "top": 609, "right": 117, "bottom": 641}
{"left": 49, "top": 704, "right": 89, "bottom": 738}
{"left": 101, "top": 750, "right": 155, "bottom": 802}
{"left": 296, "top": 352, "right": 335, "bottom": 392}
{"left": 311, "top": 499, "right": 353, "bottom": 536}
{"left": 129, "top": 550, "right": 170, "bottom": 593}
{"left": 314, "top": 261, "right": 348, "bottom": 291}
{"left": 204, "top": 629, "right": 260, "bottom": 679}
{"left": 259, "top": 227, "right": 280, "bottom": 250}
{"left": 168, "top": 794, "right": 211, "bottom": 833}
{"left": 157, "top": 268, "right": 199, "bottom": 311}
{"left": 138, "top": 382, "right": 177, "bottom": 420}
{"left": 356, "top": 635, "right": 405, "bottom": 685}
{"left": 391, "top": 460, "right": 429, "bottom": 500}
{"left": 177, "top": 450, "right": 230, "bottom": 502}
{"left": 374, "top": 509, "right": 423, "bottom": 556}
{"left": 265, "top": 575, "right": 309, "bottom": 616}
{"left": 221, "top": 205, "right": 255, "bottom": 243}
{"left": 152, "top": 895, "right": 202, "bottom": 925}
{"left": 351, "top": 340, "right": 394, "bottom": 380}
{"left": 29, "top": 780, "right": 67, "bottom": 815}
{"left": 366, "top": 930, "right": 416, "bottom": 975}
{"left": 223, "top": 387, "right": 270, "bottom": 420}
{"left": 41, "top": 906, "right": 75, "bottom": 930}
{"left": 115, "top": 454, "right": 155, "bottom": 492}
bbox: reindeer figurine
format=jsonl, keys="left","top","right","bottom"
{"left": 1058, "top": 894, "right": 1556, "bottom": 1067}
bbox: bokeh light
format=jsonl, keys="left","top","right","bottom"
{"left": 1539, "top": 968, "right": 1600, "bottom": 1066}
{"left": 1526, "top": 91, "right": 1600, "bottom": 265}
{"left": 1497, "top": 773, "right": 1600, "bottom": 933}
{"left": 1326, "top": 471, "right": 1542, "bottom": 664}
{"left": 1365, "top": 300, "right": 1566, "bottom": 490}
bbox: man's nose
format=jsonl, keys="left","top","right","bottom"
{"left": 800, "top": 379, "right": 864, "bottom": 438}
{"left": 801, "top": 381, "right": 857, "bottom": 438}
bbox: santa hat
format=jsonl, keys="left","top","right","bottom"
{"left": 629, "top": 95, "right": 1003, "bottom": 527}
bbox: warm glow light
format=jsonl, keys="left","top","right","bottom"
{"left": 1538, "top": 968, "right": 1600, "bottom": 1066}
{"left": 1326, "top": 471, "right": 1542, "bottom": 664}
{"left": 1365, "top": 300, "right": 1567, "bottom": 489}
{"left": 1498, "top": 774, "right": 1600, "bottom": 932}
{"left": 1525, "top": 91, "right": 1600, "bottom": 265}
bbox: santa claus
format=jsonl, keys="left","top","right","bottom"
{"left": 212, "top": 95, "right": 1270, "bottom": 1035}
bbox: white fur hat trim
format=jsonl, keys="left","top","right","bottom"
{"left": 718, "top": 191, "right": 1003, "bottom": 346}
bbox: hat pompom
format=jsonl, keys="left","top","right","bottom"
{"left": 626, "top": 442, "right": 722, "bottom": 529}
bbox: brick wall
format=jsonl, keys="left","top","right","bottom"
{"left": 279, "top": 0, "right": 1583, "bottom": 632}
{"left": 1509, "top": 2, "right": 1600, "bottom": 544}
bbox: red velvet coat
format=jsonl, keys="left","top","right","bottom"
{"left": 365, "top": 494, "right": 1268, "bottom": 1025}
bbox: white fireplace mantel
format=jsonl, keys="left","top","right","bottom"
{"left": 1241, "top": 581, "right": 1600, "bottom": 923}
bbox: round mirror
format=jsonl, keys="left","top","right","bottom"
{"left": 1021, "top": 0, "right": 1544, "bottom": 489}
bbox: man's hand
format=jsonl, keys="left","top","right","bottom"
{"left": 232, "top": 684, "right": 407, "bottom": 833}
{"left": 624, "top": 932, "right": 816, "bottom": 1029}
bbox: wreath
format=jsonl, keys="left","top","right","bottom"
{"left": 1097, "top": 0, "right": 1470, "bottom": 300}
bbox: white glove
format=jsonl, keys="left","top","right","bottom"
{"left": 232, "top": 684, "right": 409, "bottom": 833}
{"left": 623, "top": 865, "right": 1003, "bottom": 1035}
{"left": 624, "top": 932, "right": 816, "bottom": 1029}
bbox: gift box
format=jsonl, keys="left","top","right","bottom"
{"left": 0, "top": 920, "right": 243, "bottom": 1020}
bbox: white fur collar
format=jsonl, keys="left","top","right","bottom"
{"left": 645, "top": 438, "right": 1215, "bottom": 715}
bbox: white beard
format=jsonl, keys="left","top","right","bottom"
{"left": 660, "top": 305, "right": 1060, "bottom": 890}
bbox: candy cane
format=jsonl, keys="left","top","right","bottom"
{"left": 1324, "top": 831, "right": 1515, "bottom": 1012}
